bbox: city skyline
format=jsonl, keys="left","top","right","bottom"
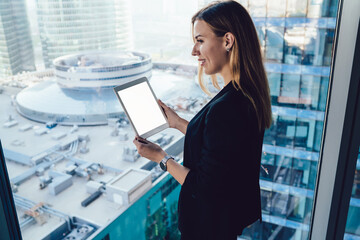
{"left": 0, "top": 0, "right": 359, "bottom": 239}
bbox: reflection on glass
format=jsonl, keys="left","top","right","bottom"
{"left": 313, "top": 121, "right": 324, "bottom": 152}
{"left": 328, "top": 0, "right": 340, "bottom": 18}
{"left": 276, "top": 115, "right": 297, "bottom": 148}
{"left": 303, "top": 28, "right": 322, "bottom": 66}
{"left": 295, "top": 118, "right": 313, "bottom": 150}
{"left": 267, "top": 0, "right": 286, "bottom": 17}
{"left": 318, "top": 77, "right": 329, "bottom": 111}
{"left": 256, "top": 26, "right": 266, "bottom": 53}
{"left": 301, "top": 75, "right": 321, "bottom": 110}
{"left": 307, "top": 0, "right": 322, "bottom": 18}
{"left": 286, "top": 0, "right": 307, "bottom": 17}
{"left": 344, "top": 151, "right": 360, "bottom": 238}
{"left": 292, "top": 158, "right": 310, "bottom": 188}
{"left": 249, "top": 0, "right": 266, "bottom": 17}
{"left": 274, "top": 156, "right": 292, "bottom": 185}
{"left": 324, "top": 30, "right": 335, "bottom": 66}
{"left": 303, "top": 28, "right": 335, "bottom": 66}
{"left": 263, "top": 114, "right": 278, "bottom": 146}
{"left": 268, "top": 73, "right": 281, "bottom": 104}
{"left": 307, "top": 0, "right": 339, "bottom": 18}
{"left": 280, "top": 74, "right": 301, "bottom": 103}
{"left": 265, "top": 27, "right": 285, "bottom": 63}
{"left": 284, "top": 27, "right": 305, "bottom": 65}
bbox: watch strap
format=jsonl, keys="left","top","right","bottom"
{"left": 160, "top": 155, "right": 173, "bottom": 171}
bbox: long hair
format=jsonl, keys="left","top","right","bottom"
{"left": 192, "top": 0, "right": 272, "bottom": 130}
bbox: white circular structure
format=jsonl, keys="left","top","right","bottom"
{"left": 15, "top": 51, "right": 152, "bottom": 125}
{"left": 54, "top": 52, "right": 152, "bottom": 89}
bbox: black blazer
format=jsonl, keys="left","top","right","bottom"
{"left": 178, "top": 82, "right": 264, "bottom": 239}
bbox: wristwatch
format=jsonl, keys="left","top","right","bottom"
{"left": 159, "top": 155, "right": 173, "bottom": 171}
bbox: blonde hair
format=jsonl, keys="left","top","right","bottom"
{"left": 192, "top": 0, "right": 272, "bottom": 130}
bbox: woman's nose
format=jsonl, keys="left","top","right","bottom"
{"left": 192, "top": 44, "right": 199, "bottom": 56}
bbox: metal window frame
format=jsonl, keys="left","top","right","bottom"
{"left": 0, "top": 140, "right": 22, "bottom": 240}
{"left": 309, "top": 0, "right": 360, "bottom": 238}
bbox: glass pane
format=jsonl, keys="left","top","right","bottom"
{"left": 249, "top": 0, "right": 267, "bottom": 17}
{"left": 280, "top": 74, "right": 301, "bottom": 103}
{"left": 300, "top": 75, "right": 321, "bottom": 110}
{"left": 344, "top": 151, "right": 360, "bottom": 239}
{"left": 284, "top": 27, "right": 305, "bottom": 65}
{"left": 265, "top": 27, "right": 285, "bottom": 63}
{"left": 268, "top": 73, "right": 281, "bottom": 104}
{"left": 240, "top": 0, "right": 339, "bottom": 239}
{"left": 256, "top": 26, "right": 266, "bottom": 55}
{"left": 0, "top": 0, "right": 340, "bottom": 239}
{"left": 267, "top": 0, "right": 286, "bottom": 17}
{"left": 286, "top": 0, "right": 307, "bottom": 17}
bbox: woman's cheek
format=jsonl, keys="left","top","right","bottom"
{"left": 200, "top": 44, "right": 206, "bottom": 53}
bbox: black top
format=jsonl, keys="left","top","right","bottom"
{"left": 178, "top": 82, "right": 264, "bottom": 239}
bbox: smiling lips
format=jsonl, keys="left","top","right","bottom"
{"left": 198, "top": 59, "right": 206, "bottom": 66}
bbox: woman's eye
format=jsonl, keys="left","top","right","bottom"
{"left": 197, "top": 39, "right": 203, "bottom": 43}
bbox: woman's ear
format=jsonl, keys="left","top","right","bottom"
{"left": 224, "top": 32, "right": 235, "bottom": 51}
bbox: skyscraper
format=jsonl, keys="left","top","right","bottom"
{"left": 36, "top": 0, "right": 133, "bottom": 68}
{"left": 0, "top": 0, "right": 35, "bottom": 78}
{"left": 199, "top": 0, "right": 340, "bottom": 238}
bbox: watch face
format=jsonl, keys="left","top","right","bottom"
{"left": 160, "top": 162, "right": 166, "bottom": 171}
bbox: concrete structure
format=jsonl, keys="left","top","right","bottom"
{"left": 0, "top": 65, "right": 205, "bottom": 240}
{"left": 53, "top": 51, "right": 152, "bottom": 89}
{"left": 15, "top": 51, "right": 151, "bottom": 125}
{"left": 106, "top": 168, "right": 152, "bottom": 205}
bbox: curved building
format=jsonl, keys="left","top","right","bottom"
{"left": 53, "top": 52, "right": 151, "bottom": 89}
{"left": 15, "top": 51, "right": 151, "bottom": 125}
{"left": 36, "top": 0, "right": 133, "bottom": 68}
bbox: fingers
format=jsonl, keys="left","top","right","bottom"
{"left": 158, "top": 99, "right": 169, "bottom": 110}
{"left": 158, "top": 99, "right": 176, "bottom": 114}
{"left": 134, "top": 136, "right": 149, "bottom": 144}
{"left": 133, "top": 138, "right": 140, "bottom": 147}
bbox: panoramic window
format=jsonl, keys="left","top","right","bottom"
{"left": 1, "top": 0, "right": 354, "bottom": 240}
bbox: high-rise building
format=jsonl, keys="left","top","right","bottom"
{"left": 36, "top": 0, "right": 133, "bottom": 68}
{"left": 242, "top": 0, "right": 340, "bottom": 239}
{"left": 0, "top": 0, "right": 35, "bottom": 78}
{"left": 199, "top": 0, "right": 341, "bottom": 239}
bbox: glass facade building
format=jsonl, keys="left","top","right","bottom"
{"left": 0, "top": 0, "right": 35, "bottom": 78}
{"left": 198, "top": 0, "right": 344, "bottom": 239}
{"left": 36, "top": 0, "right": 133, "bottom": 67}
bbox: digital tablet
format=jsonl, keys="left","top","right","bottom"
{"left": 113, "top": 77, "right": 169, "bottom": 138}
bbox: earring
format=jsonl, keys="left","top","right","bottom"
{"left": 226, "top": 48, "right": 230, "bottom": 52}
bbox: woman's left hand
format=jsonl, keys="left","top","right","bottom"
{"left": 133, "top": 136, "right": 167, "bottom": 163}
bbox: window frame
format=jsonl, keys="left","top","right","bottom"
{"left": 309, "top": 0, "right": 360, "bottom": 238}
{"left": 0, "top": 140, "right": 22, "bottom": 240}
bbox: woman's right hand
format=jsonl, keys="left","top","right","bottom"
{"left": 158, "top": 99, "right": 181, "bottom": 129}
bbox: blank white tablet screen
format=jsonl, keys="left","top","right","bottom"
{"left": 117, "top": 82, "right": 166, "bottom": 136}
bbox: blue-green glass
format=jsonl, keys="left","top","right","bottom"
{"left": 265, "top": 27, "right": 285, "bottom": 63}
{"left": 93, "top": 174, "right": 181, "bottom": 240}
{"left": 344, "top": 152, "right": 360, "bottom": 239}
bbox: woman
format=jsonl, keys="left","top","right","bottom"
{"left": 133, "top": 1, "right": 272, "bottom": 239}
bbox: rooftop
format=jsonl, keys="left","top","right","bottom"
{"left": 0, "top": 67, "right": 208, "bottom": 240}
